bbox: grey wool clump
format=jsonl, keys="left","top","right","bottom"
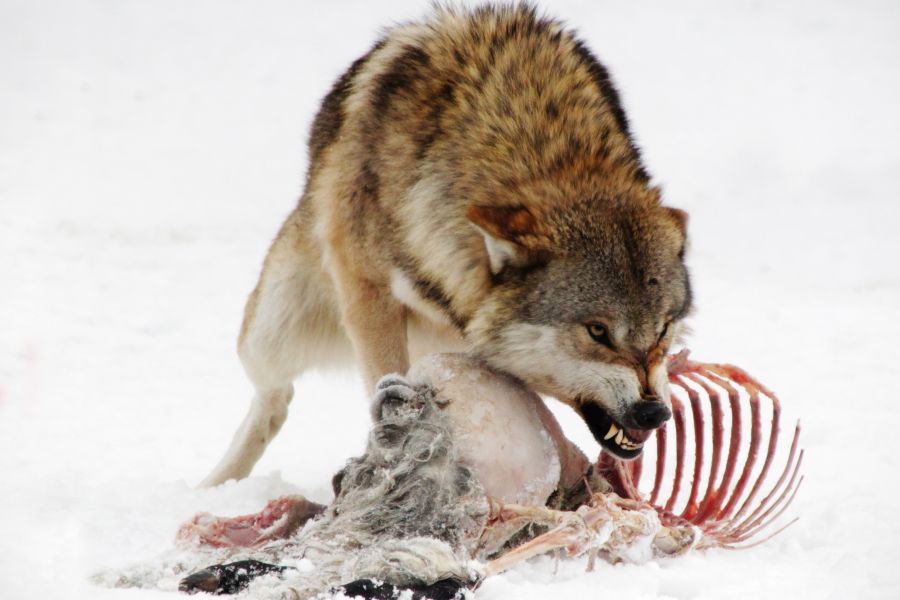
{"left": 330, "top": 382, "right": 489, "bottom": 547}
{"left": 281, "top": 379, "right": 490, "bottom": 593}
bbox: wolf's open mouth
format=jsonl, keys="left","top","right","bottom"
{"left": 579, "top": 402, "right": 655, "bottom": 460}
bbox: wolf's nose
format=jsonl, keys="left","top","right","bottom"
{"left": 629, "top": 400, "right": 672, "bottom": 429}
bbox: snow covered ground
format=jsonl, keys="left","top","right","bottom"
{"left": 2, "top": 0, "right": 899, "bottom": 598}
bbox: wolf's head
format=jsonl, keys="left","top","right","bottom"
{"left": 465, "top": 199, "right": 691, "bottom": 459}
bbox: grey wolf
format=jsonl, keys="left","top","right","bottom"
{"left": 201, "top": 4, "right": 692, "bottom": 487}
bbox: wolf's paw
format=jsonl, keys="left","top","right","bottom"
{"left": 374, "top": 374, "right": 431, "bottom": 420}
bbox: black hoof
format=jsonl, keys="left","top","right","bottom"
{"left": 178, "top": 560, "right": 291, "bottom": 595}
{"left": 375, "top": 374, "right": 410, "bottom": 391}
{"left": 374, "top": 376, "right": 425, "bottom": 419}
{"left": 335, "top": 578, "right": 466, "bottom": 600}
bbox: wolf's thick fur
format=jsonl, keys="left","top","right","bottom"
{"left": 202, "top": 5, "right": 692, "bottom": 487}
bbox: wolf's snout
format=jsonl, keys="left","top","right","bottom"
{"left": 627, "top": 400, "right": 672, "bottom": 430}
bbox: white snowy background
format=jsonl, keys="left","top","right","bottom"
{"left": 2, "top": 0, "right": 899, "bottom": 598}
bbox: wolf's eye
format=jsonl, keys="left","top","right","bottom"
{"left": 586, "top": 323, "right": 612, "bottom": 348}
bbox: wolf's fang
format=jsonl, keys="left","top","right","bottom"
{"left": 604, "top": 424, "right": 619, "bottom": 440}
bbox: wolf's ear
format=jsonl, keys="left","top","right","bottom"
{"left": 664, "top": 207, "right": 689, "bottom": 237}
{"left": 664, "top": 207, "right": 689, "bottom": 260}
{"left": 466, "top": 205, "right": 547, "bottom": 274}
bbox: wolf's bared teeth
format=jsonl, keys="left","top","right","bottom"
{"left": 616, "top": 432, "right": 645, "bottom": 451}
{"left": 605, "top": 424, "right": 619, "bottom": 441}
{"left": 624, "top": 434, "right": 642, "bottom": 445}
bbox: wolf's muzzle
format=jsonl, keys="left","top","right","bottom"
{"left": 579, "top": 398, "right": 672, "bottom": 460}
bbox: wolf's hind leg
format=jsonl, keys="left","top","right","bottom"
{"left": 198, "top": 385, "right": 294, "bottom": 488}
{"left": 199, "top": 208, "right": 350, "bottom": 488}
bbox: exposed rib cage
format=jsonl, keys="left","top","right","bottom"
{"left": 597, "top": 350, "right": 804, "bottom": 549}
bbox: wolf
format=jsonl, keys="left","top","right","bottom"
{"left": 200, "top": 4, "right": 692, "bottom": 487}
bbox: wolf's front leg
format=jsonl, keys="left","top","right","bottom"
{"left": 329, "top": 261, "right": 411, "bottom": 415}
